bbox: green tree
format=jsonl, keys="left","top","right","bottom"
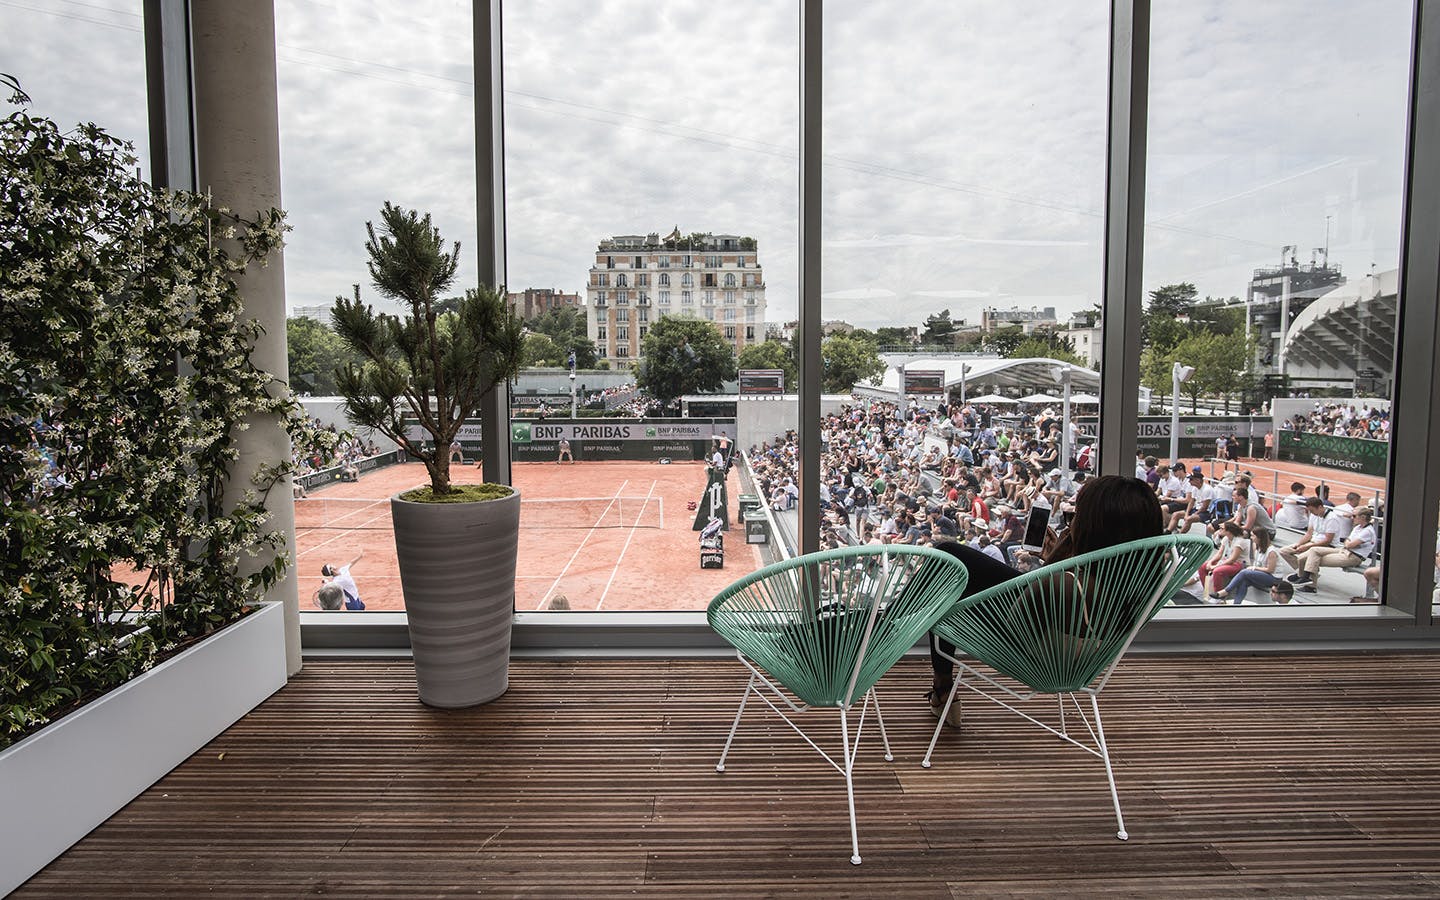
{"left": 875, "top": 326, "right": 915, "bottom": 348}
{"left": 1009, "top": 336, "right": 1085, "bottom": 367}
{"left": 822, "top": 333, "right": 886, "bottom": 394}
{"left": 1188, "top": 302, "right": 1244, "bottom": 337}
{"left": 1139, "top": 345, "right": 1173, "bottom": 406}
{"left": 637, "top": 316, "right": 736, "bottom": 403}
{"left": 1183, "top": 330, "right": 1252, "bottom": 412}
{"left": 331, "top": 204, "right": 525, "bottom": 494}
{"left": 286, "top": 315, "right": 359, "bottom": 394}
{"left": 737, "top": 339, "right": 797, "bottom": 389}
{"left": 527, "top": 306, "right": 597, "bottom": 368}
{"left": 981, "top": 325, "right": 1026, "bottom": 356}
{"left": 522, "top": 332, "right": 566, "bottom": 367}
{"left": 921, "top": 309, "right": 956, "bottom": 345}
{"left": 1145, "top": 282, "right": 1198, "bottom": 351}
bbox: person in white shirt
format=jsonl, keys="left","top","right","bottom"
{"left": 1157, "top": 466, "right": 1188, "bottom": 518}
{"left": 1291, "top": 508, "right": 1378, "bottom": 594}
{"left": 1273, "top": 481, "right": 1311, "bottom": 530}
{"left": 1167, "top": 472, "right": 1213, "bottom": 534}
{"left": 1278, "top": 497, "right": 1336, "bottom": 580}
{"left": 1328, "top": 491, "right": 1363, "bottom": 541}
{"left": 317, "top": 550, "right": 365, "bottom": 610}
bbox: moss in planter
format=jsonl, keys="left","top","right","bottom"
{"left": 401, "top": 483, "right": 515, "bottom": 503}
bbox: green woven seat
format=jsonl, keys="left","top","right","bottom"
{"left": 707, "top": 544, "right": 970, "bottom": 865}
{"left": 923, "top": 533, "right": 1212, "bottom": 841}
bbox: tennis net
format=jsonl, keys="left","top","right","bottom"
{"left": 294, "top": 495, "right": 664, "bottom": 530}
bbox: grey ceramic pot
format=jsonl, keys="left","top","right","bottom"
{"left": 391, "top": 487, "right": 520, "bottom": 708}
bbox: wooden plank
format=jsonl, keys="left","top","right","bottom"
{"left": 15, "top": 654, "right": 1440, "bottom": 896}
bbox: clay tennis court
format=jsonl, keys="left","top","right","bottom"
{"left": 296, "top": 451, "right": 1392, "bottom": 613}
{"left": 296, "top": 460, "right": 763, "bottom": 612}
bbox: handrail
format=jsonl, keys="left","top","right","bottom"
{"left": 1202, "top": 457, "right": 1385, "bottom": 514}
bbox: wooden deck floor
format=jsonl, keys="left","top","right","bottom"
{"left": 19, "top": 653, "right": 1440, "bottom": 897}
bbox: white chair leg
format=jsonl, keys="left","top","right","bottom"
{"left": 869, "top": 689, "right": 893, "bottom": 762}
{"left": 1057, "top": 693, "right": 1068, "bottom": 737}
{"left": 716, "top": 674, "right": 756, "bottom": 773}
{"left": 839, "top": 706, "right": 862, "bottom": 865}
{"left": 920, "top": 679, "right": 961, "bottom": 768}
{"left": 1090, "top": 692, "right": 1128, "bottom": 840}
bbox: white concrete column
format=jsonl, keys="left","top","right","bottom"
{"left": 191, "top": 0, "right": 301, "bottom": 674}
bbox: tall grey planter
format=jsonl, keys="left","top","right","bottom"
{"left": 392, "top": 488, "right": 520, "bottom": 707}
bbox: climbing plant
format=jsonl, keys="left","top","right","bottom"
{"left": 0, "top": 77, "right": 330, "bottom": 748}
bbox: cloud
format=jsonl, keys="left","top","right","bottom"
{"left": 2, "top": 0, "right": 1412, "bottom": 339}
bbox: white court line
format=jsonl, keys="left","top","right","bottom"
{"left": 596, "top": 479, "right": 658, "bottom": 611}
{"left": 534, "top": 480, "right": 629, "bottom": 610}
{"left": 296, "top": 497, "right": 390, "bottom": 530}
{"left": 297, "top": 509, "right": 392, "bottom": 558}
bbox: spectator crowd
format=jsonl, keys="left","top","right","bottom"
{"left": 745, "top": 399, "right": 1098, "bottom": 571}
{"left": 1281, "top": 402, "right": 1390, "bottom": 442}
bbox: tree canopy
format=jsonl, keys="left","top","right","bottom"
{"left": 637, "top": 316, "right": 737, "bottom": 403}
{"left": 286, "top": 315, "right": 361, "bottom": 395}
{"left": 737, "top": 338, "right": 797, "bottom": 389}
{"left": 527, "top": 306, "right": 597, "bottom": 368}
{"left": 1008, "top": 335, "right": 1085, "bottom": 367}
{"left": 822, "top": 333, "right": 886, "bottom": 394}
{"left": 921, "top": 309, "right": 957, "bottom": 345}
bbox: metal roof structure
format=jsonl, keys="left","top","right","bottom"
{"left": 873, "top": 356, "right": 1100, "bottom": 396}
{"left": 1281, "top": 268, "right": 1398, "bottom": 376}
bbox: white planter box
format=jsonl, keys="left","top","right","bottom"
{"left": 0, "top": 601, "right": 287, "bottom": 895}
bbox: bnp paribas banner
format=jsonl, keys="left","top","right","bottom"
{"left": 402, "top": 418, "right": 736, "bottom": 462}
{"left": 1278, "top": 431, "right": 1388, "bottom": 477}
{"left": 511, "top": 421, "right": 736, "bottom": 443}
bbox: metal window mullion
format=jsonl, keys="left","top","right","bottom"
{"left": 143, "top": 0, "right": 196, "bottom": 192}
{"left": 1382, "top": 0, "right": 1440, "bottom": 625}
{"left": 1097, "top": 0, "right": 1149, "bottom": 476}
{"left": 475, "top": 0, "right": 511, "bottom": 486}
{"left": 798, "top": 0, "right": 822, "bottom": 556}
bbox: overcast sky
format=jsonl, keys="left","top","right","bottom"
{"left": 2, "top": 0, "right": 1414, "bottom": 331}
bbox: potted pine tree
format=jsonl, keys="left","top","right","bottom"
{"left": 332, "top": 204, "right": 525, "bottom": 707}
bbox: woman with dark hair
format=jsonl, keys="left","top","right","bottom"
{"left": 925, "top": 475, "right": 1165, "bottom": 726}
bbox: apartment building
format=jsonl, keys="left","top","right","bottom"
{"left": 586, "top": 229, "right": 767, "bottom": 369}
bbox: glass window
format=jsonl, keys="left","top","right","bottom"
{"left": 659, "top": 290, "right": 671, "bottom": 305}
{"left": 277, "top": 0, "right": 475, "bottom": 614}
{"left": 823, "top": 1, "right": 1106, "bottom": 555}
{"left": 1, "top": 2, "right": 151, "bottom": 175}
{"left": 1144, "top": 0, "right": 1409, "bottom": 608}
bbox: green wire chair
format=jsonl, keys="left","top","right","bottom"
{"left": 707, "top": 544, "right": 970, "bottom": 865}
{"left": 922, "top": 533, "right": 1213, "bottom": 840}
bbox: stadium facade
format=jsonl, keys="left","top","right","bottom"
{"left": 586, "top": 229, "right": 768, "bottom": 369}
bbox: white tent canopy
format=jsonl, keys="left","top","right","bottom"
{"left": 1018, "top": 393, "right": 1062, "bottom": 404}
{"left": 968, "top": 393, "right": 1016, "bottom": 404}
{"left": 876, "top": 356, "right": 1101, "bottom": 397}
{"left": 1069, "top": 393, "right": 1101, "bottom": 404}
